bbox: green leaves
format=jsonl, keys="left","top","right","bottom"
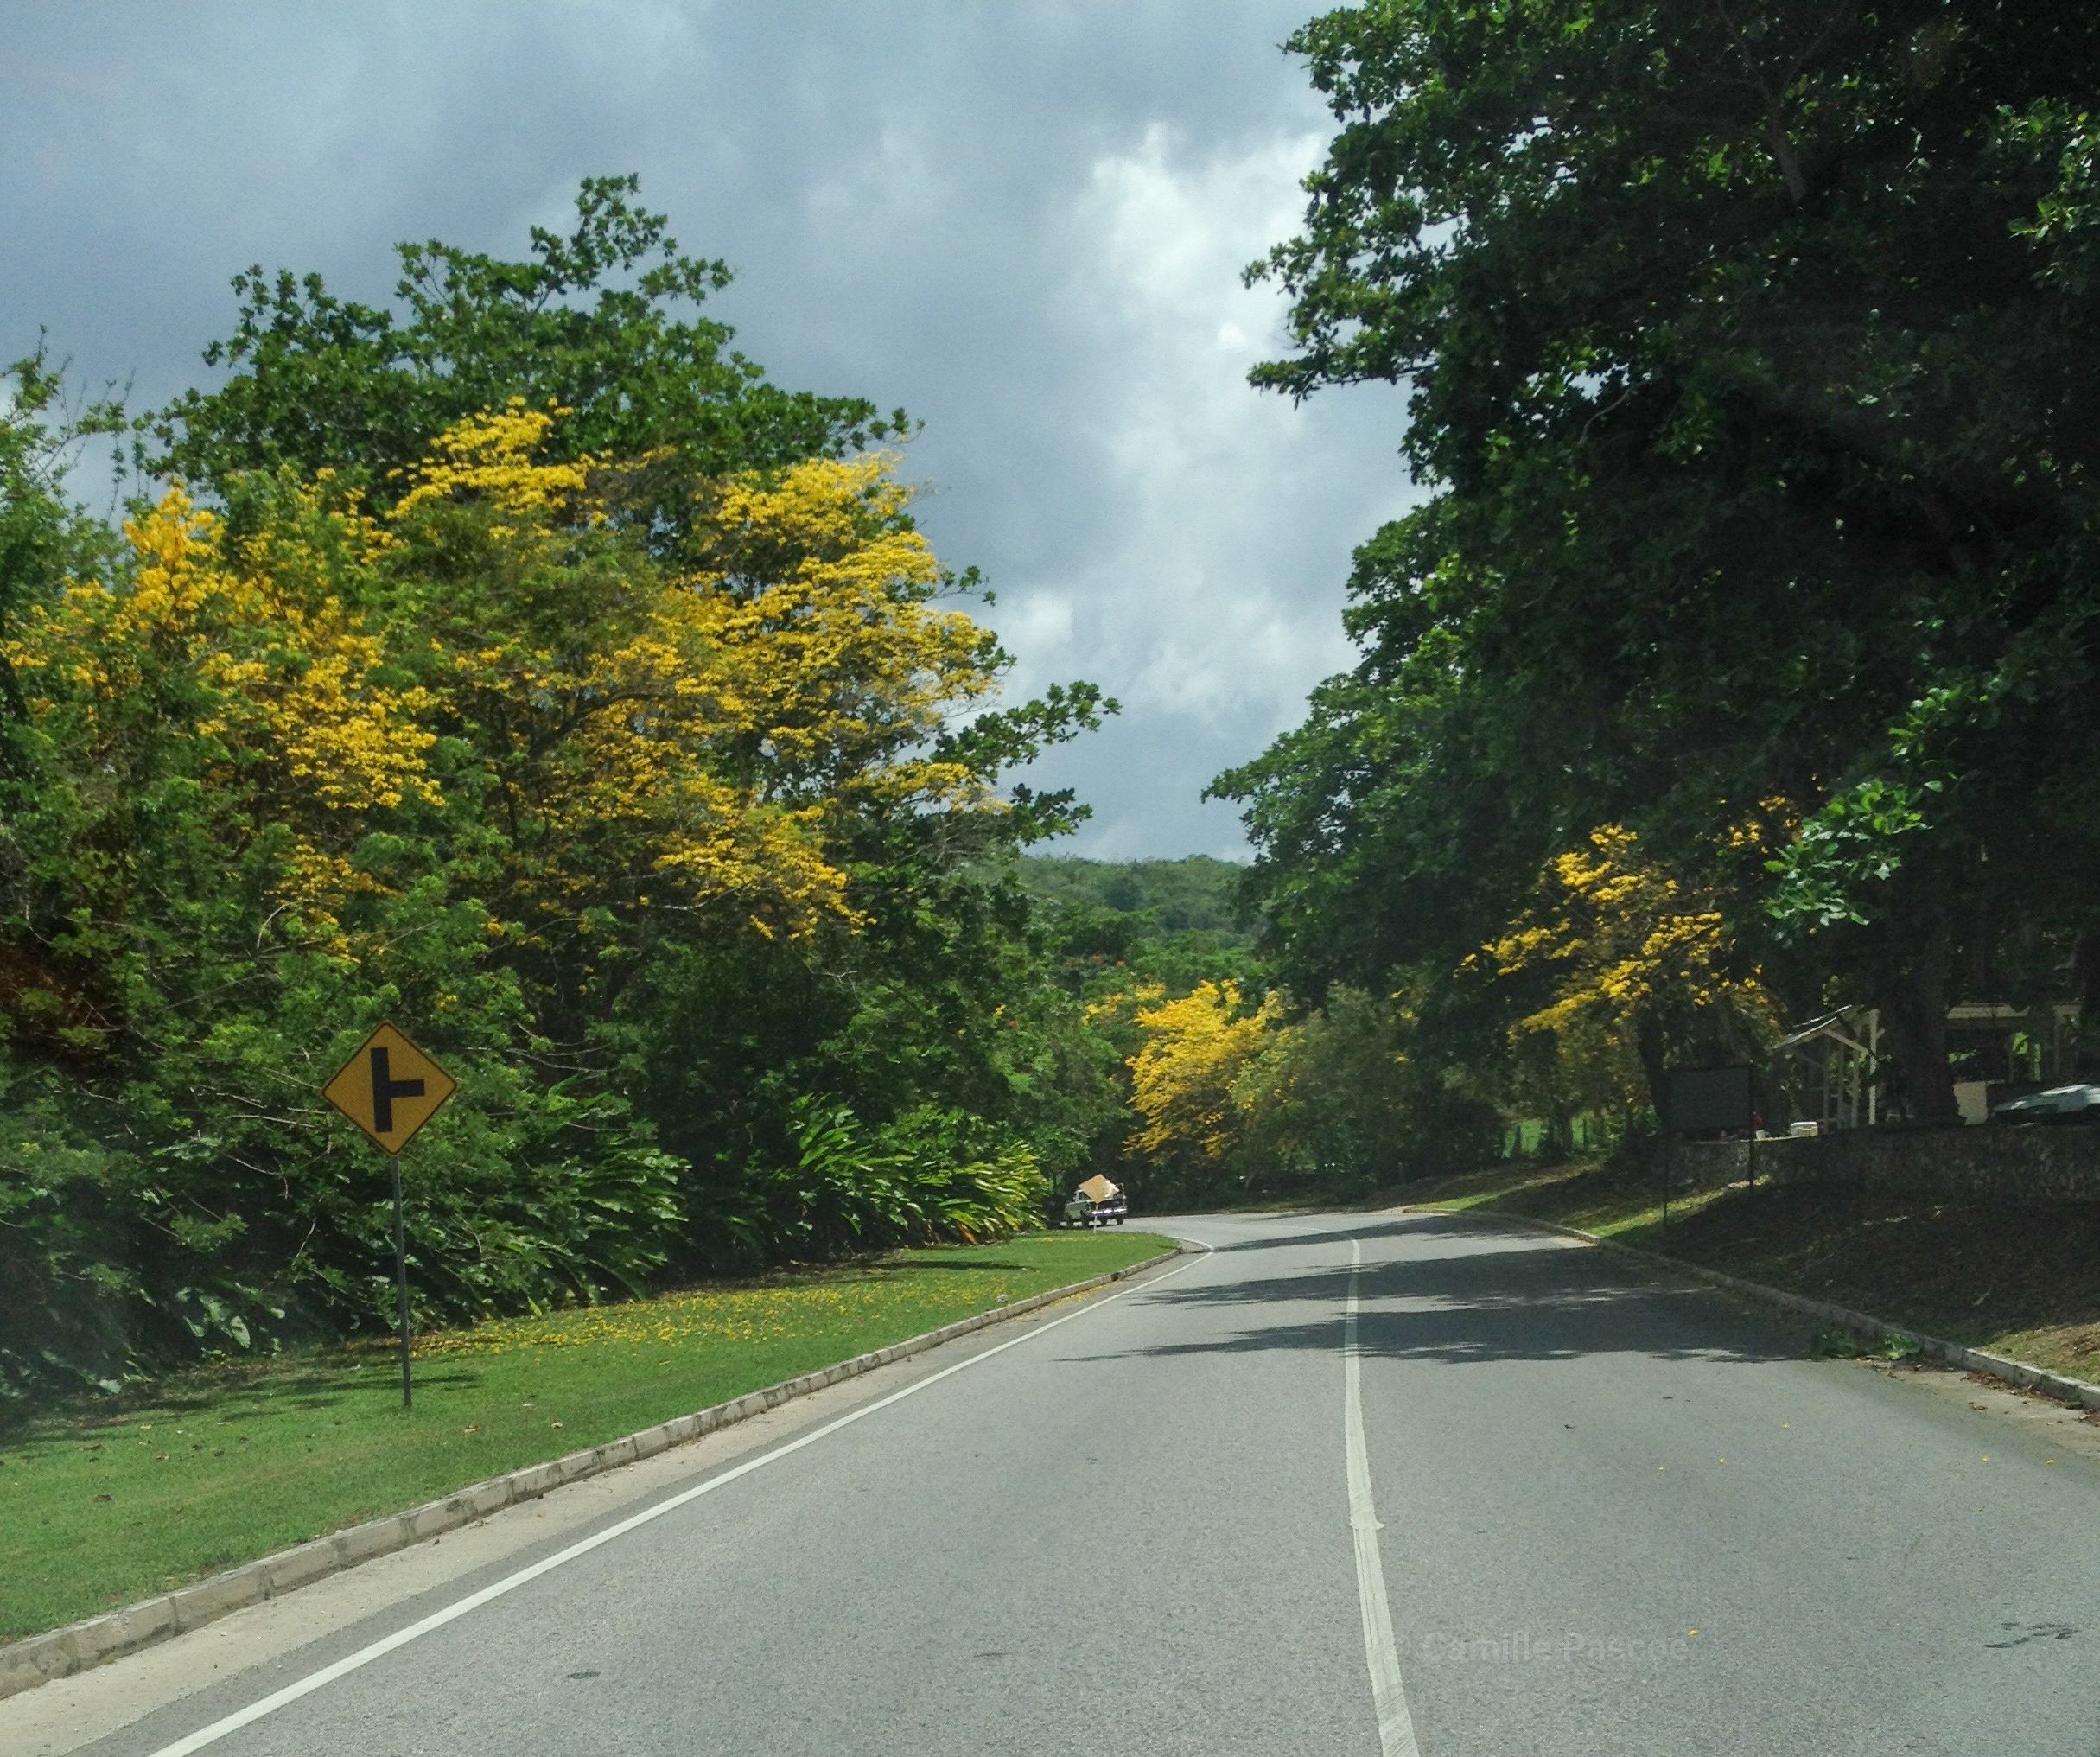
{"left": 1221, "top": 1, "right": 2100, "bottom": 1121}
{"left": 150, "top": 175, "right": 900, "bottom": 541}
{"left": 1768, "top": 777, "right": 1934, "bottom": 930}
{"left": 2, "top": 188, "right": 1132, "bottom": 1413}
{"left": 701, "top": 1098, "right": 1047, "bottom": 1264}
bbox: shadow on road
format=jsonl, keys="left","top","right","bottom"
{"left": 1174, "top": 1216, "right": 1430, "bottom": 1255}
{"left": 1073, "top": 1217, "right": 1799, "bottom": 1368}
{"left": 1155, "top": 1211, "right": 1554, "bottom": 1256}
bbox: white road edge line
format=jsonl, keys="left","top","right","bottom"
{"left": 141, "top": 1238, "right": 1216, "bottom": 1757}
{"left": 1347, "top": 1237, "right": 1422, "bottom": 1757}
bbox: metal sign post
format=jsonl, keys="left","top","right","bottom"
{"left": 321, "top": 1022, "right": 458, "bottom": 1412}
{"left": 390, "top": 1155, "right": 412, "bottom": 1408}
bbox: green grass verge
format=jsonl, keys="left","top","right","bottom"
{"left": 1409, "top": 1157, "right": 1737, "bottom": 1242}
{"left": 0, "top": 1229, "right": 1171, "bottom": 1646}
{"left": 1408, "top": 1158, "right": 2100, "bottom": 1385}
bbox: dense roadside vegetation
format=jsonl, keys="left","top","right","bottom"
{"left": 0, "top": 1229, "right": 1169, "bottom": 1643}
{"left": 1015, "top": 856, "right": 1473, "bottom": 1205}
{"left": 1189, "top": 2, "right": 2100, "bottom": 1167}
{"left": 0, "top": 181, "right": 1143, "bottom": 1410}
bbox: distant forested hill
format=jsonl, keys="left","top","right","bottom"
{"left": 1018, "top": 855, "right": 1252, "bottom": 945}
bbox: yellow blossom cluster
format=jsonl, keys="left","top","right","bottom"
{"left": 415, "top": 1268, "right": 1013, "bottom": 1359}
{"left": 690, "top": 457, "right": 996, "bottom": 815}
{"left": 389, "top": 415, "right": 1007, "bottom": 944}
{"left": 389, "top": 400, "right": 592, "bottom": 525}
{"left": 7, "top": 486, "right": 439, "bottom": 932}
{"left": 1126, "top": 980, "right": 1285, "bottom": 1163}
{"left": 8, "top": 404, "right": 1014, "bottom": 965}
{"left": 1473, "top": 823, "right": 1779, "bottom": 1115}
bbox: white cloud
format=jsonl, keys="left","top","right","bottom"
{"left": 977, "top": 121, "right": 1417, "bottom": 853}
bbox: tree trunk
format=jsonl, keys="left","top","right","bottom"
{"left": 1875, "top": 935, "right": 1960, "bottom": 1125}
{"left": 2074, "top": 930, "right": 2100, "bottom": 1079}
{"left": 1637, "top": 1012, "right": 1670, "bottom": 1127}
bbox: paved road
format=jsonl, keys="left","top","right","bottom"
{"left": 65, "top": 1212, "right": 2100, "bottom": 1755}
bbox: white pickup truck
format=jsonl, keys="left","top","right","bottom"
{"left": 1060, "top": 1175, "right": 1128, "bottom": 1227}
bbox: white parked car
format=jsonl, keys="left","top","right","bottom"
{"left": 1989, "top": 1084, "right": 2100, "bottom": 1124}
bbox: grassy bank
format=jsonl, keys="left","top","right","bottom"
{"left": 1408, "top": 1159, "right": 2100, "bottom": 1385}
{"left": 0, "top": 1230, "right": 1171, "bottom": 1646}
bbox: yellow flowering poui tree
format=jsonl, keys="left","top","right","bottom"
{"left": 381, "top": 406, "right": 1009, "bottom": 969}
{"left": 0, "top": 400, "right": 1084, "bottom": 1365}
{"left": 1469, "top": 824, "right": 1780, "bottom": 1124}
{"left": 1125, "top": 980, "right": 1288, "bottom": 1190}
{"left": 0, "top": 195, "right": 1122, "bottom": 1400}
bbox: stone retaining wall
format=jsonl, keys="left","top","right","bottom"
{"left": 1672, "top": 1123, "right": 2100, "bottom": 1205}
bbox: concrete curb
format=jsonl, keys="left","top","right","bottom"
{"left": 0, "top": 1240, "right": 1182, "bottom": 1702}
{"left": 1422, "top": 1206, "right": 2100, "bottom": 1414}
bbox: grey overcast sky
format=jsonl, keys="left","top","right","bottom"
{"left": 0, "top": 1, "right": 1418, "bottom": 859}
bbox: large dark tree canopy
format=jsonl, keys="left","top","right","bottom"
{"left": 1222, "top": 1, "right": 2100, "bottom": 1118}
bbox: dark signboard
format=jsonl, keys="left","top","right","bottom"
{"left": 1664, "top": 1064, "right": 1754, "bottom": 1134}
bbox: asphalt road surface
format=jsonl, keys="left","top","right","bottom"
{"left": 58, "top": 1211, "right": 2100, "bottom": 1756}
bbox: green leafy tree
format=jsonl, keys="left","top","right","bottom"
{"left": 1233, "top": 986, "right": 1415, "bottom": 1190}
{"left": 150, "top": 175, "right": 905, "bottom": 548}
{"left": 1224, "top": 1, "right": 2100, "bottom": 1120}
{"left": 0, "top": 192, "right": 1122, "bottom": 1403}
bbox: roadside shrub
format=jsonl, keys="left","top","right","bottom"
{"left": 683, "top": 1100, "right": 1048, "bottom": 1269}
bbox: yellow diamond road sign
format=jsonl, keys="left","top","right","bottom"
{"left": 322, "top": 1022, "right": 457, "bottom": 1154}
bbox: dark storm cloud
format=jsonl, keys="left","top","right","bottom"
{"left": 0, "top": 1, "right": 1419, "bottom": 856}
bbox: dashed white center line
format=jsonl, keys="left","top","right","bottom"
{"left": 1346, "top": 1236, "right": 1422, "bottom": 1757}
